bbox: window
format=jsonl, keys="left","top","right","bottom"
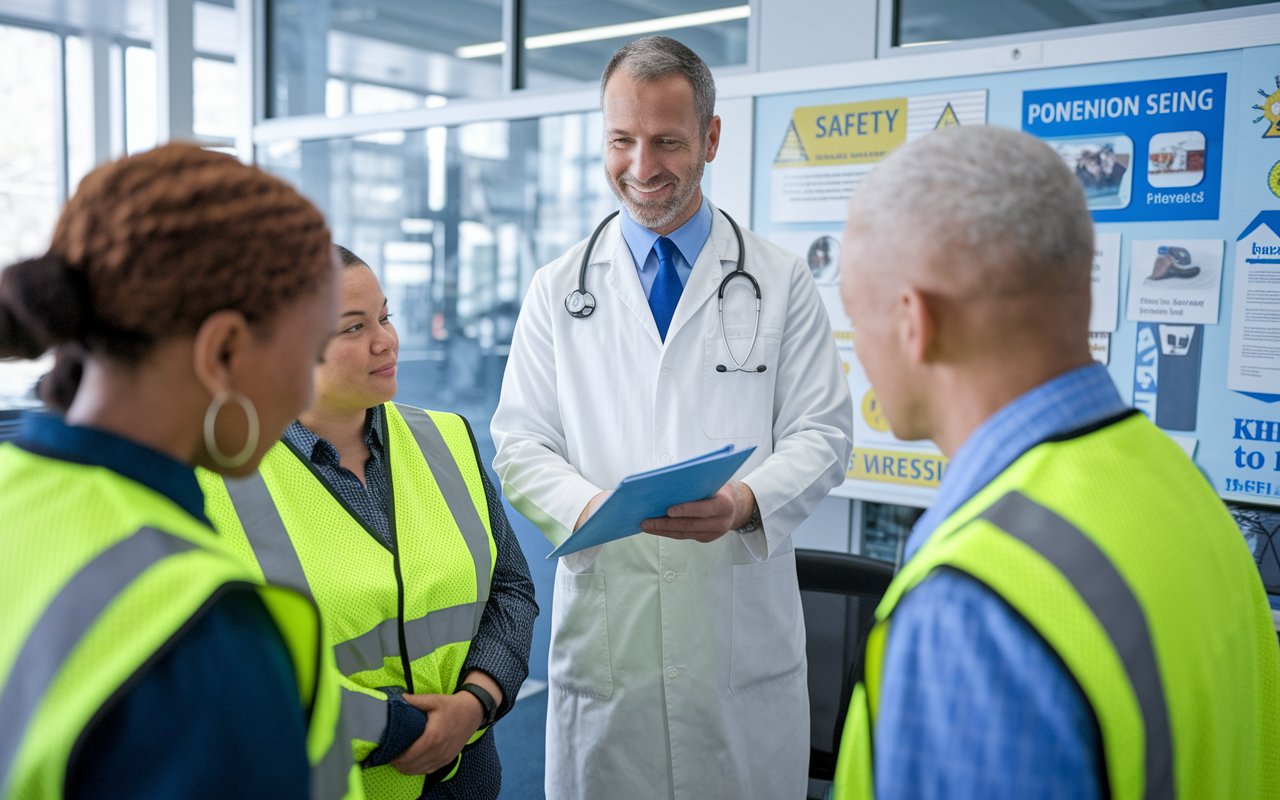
{"left": 268, "top": 0, "right": 506, "bottom": 118}
{"left": 0, "top": 25, "right": 60, "bottom": 268}
{"left": 195, "top": 0, "right": 239, "bottom": 145}
{"left": 893, "top": 0, "right": 1274, "bottom": 47}
{"left": 521, "top": 0, "right": 751, "bottom": 89}
{"left": 258, "top": 111, "right": 613, "bottom": 458}
{"left": 125, "top": 46, "right": 158, "bottom": 155}
{"left": 0, "top": 24, "right": 60, "bottom": 410}
{"left": 194, "top": 57, "right": 238, "bottom": 139}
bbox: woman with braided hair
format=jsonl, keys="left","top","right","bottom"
{"left": 0, "top": 143, "right": 350, "bottom": 800}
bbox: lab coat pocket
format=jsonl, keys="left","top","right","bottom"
{"left": 729, "top": 549, "right": 805, "bottom": 693}
{"left": 549, "top": 570, "right": 614, "bottom": 699}
{"left": 702, "top": 326, "right": 783, "bottom": 440}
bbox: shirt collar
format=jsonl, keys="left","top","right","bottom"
{"left": 905, "top": 362, "right": 1127, "bottom": 562}
{"left": 15, "top": 411, "right": 209, "bottom": 524}
{"left": 283, "top": 404, "right": 385, "bottom": 467}
{"left": 618, "top": 196, "right": 713, "bottom": 272}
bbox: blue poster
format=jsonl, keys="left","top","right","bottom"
{"left": 753, "top": 46, "right": 1280, "bottom": 507}
{"left": 1022, "top": 73, "right": 1227, "bottom": 222}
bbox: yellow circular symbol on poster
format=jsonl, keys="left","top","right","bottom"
{"left": 861, "top": 388, "right": 890, "bottom": 432}
{"left": 1269, "top": 160, "right": 1280, "bottom": 199}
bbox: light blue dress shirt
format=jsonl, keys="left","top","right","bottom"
{"left": 618, "top": 197, "right": 712, "bottom": 299}
{"left": 876, "top": 363, "right": 1129, "bottom": 800}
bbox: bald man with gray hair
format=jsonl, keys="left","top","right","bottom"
{"left": 831, "top": 126, "right": 1280, "bottom": 800}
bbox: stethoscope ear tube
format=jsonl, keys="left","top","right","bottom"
{"left": 715, "top": 210, "right": 765, "bottom": 373}
{"left": 568, "top": 207, "right": 768, "bottom": 375}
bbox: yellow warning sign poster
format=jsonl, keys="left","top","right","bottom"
{"left": 770, "top": 90, "right": 987, "bottom": 222}
{"left": 777, "top": 97, "right": 908, "bottom": 167}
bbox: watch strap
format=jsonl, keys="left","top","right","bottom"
{"left": 738, "top": 503, "right": 763, "bottom": 533}
{"left": 456, "top": 682, "right": 498, "bottom": 728}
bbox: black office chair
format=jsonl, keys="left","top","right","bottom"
{"left": 798, "top": 548, "right": 895, "bottom": 800}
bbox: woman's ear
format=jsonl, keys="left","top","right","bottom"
{"left": 191, "top": 309, "right": 252, "bottom": 399}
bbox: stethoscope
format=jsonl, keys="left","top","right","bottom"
{"left": 564, "top": 208, "right": 767, "bottom": 374}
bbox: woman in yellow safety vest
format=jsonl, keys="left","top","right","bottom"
{"left": 0, "top": 143, "right": 353, "bottom": 800}
{"left": 198, "top": 246, "right": 537, "bottom": 800}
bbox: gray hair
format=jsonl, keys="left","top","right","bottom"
{"left": 850, "top": 125, "right": 1094, "bottom": 296}
{"left": 601, "top": 36, "right": 716, "bottom": 135}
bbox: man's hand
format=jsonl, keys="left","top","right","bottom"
{"left": 390, "top": 672, "right": 504, "bottom": 776}
{"left": 574, "top": 490, "right": 611, "bottom": 532}
{"left": 639, "top": 480, "right": 757, "bottom": 543}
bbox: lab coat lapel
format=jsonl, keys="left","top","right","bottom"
{"left": 601, "top": 223, "right": 664, "bottom": 349}
{"left": 664, "top": 203, "right": 740, "bottom": 345}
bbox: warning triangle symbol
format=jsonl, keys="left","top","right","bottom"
{"left": 934, "top": 103, "right": 960, "bottom": 129}
{"left": 774, "top": 121, "right": 809, "bottom": 164}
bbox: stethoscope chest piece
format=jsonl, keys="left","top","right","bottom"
{"left": 565, "top": 289, "right": 596, "bottom": 318}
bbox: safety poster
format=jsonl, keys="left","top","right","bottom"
{"left": 753, "top": 45, "right": 1280, "bottom": 508}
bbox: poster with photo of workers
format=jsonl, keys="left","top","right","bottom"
{"left": 1022, "top": 73, "right": 1226, "bottom": 222}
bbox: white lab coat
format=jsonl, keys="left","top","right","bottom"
{"left": 491, "top": 203, "right": 853, "bottom": 800}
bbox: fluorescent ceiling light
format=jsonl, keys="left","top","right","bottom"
{"left": 457, "top": 41, "right": 506, "bottom": 59}
{"left": 456, "top": 5, "right": 750, "bottom": 59}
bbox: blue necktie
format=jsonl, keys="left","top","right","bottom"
{"left": 649, "top": 237, "right": 683, "bottom": 341}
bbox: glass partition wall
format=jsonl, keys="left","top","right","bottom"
{"left": 268, "top": 0, "right": 752, "bottom": 114}
{"left": 891, "top": 0, "right": 1275, "bottom": 47}
{"left": 259, "top": 111, "right": 615, "bottom": 460}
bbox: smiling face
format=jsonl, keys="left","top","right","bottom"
{"left": 602, "top": 69, "right": 720, "bottom": 234}
{"left": 311, "top": 264, "right": 399, "bottom": 416}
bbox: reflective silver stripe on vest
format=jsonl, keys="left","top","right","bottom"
{"left": 978, "top": 491, "right": 1174, "bottom": 800}
{"left": 0, "top": 527, "right": 196, "bottom": 787}
{"left": 313, "top": 690, "right": 396, "bottom": 799}
{"left": 334, "top": 601, "right": 486, "bottom": 676}
{"left": 394, "top": 404, "right": 493, "bottom": 604}
{"left": 342, "top": 688, "right": 389, "bottom": 744}
{"left": 312, "top": 726, "right": 350, "bottom": 800}
{"left": 224, "top": 471, "right": 314, "bottom": 599}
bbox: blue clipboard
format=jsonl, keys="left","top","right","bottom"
{"left": 547, "top": 445, "right": 758, "bottom": 559}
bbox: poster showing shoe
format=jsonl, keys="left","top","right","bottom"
{"left": 1125, "top": 238, "right": 1223, "bottom": 325}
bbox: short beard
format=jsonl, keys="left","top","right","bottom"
{"left": 609, "top": 156, "right": 706, "bottom": 231}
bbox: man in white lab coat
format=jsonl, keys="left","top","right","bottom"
{"left": 491, "top": 35, "right": 853, "bottom": 800}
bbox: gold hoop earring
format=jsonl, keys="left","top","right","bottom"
{"left": 203, "top": 390, "right": 260, "bottom": 469}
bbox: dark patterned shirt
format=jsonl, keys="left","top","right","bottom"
{"left": 284, "top": 405, "right": 537, "bottom": 800}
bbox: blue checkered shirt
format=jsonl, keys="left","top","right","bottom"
{"left": 875, "top": 363, "right": 1128, "bottom": 800}
{"left": 285, "top": 405, "right": 537, "bottom": 800}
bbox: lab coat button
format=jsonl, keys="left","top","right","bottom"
{"left": 663, "top": 570, "right": 677, "bottom": 582}
{"left": 665, "top": 667, "right": 678, "bottom": 679}
{"left": 660, "top": 453, "right": 671, "bottom": 464}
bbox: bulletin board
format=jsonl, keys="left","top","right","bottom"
{"left": 753, "top": 45, "right": 1280, "bottom": 509}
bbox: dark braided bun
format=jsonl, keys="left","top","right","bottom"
{"left": 0, "top": 255, "right": 90, "bottom": 359}
{"left": 0, "top": 143, "right": 332, "bottom": 410}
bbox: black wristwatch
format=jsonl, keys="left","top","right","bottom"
{"left": 456, "top": 682, "right": 498, "bottom": 729}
